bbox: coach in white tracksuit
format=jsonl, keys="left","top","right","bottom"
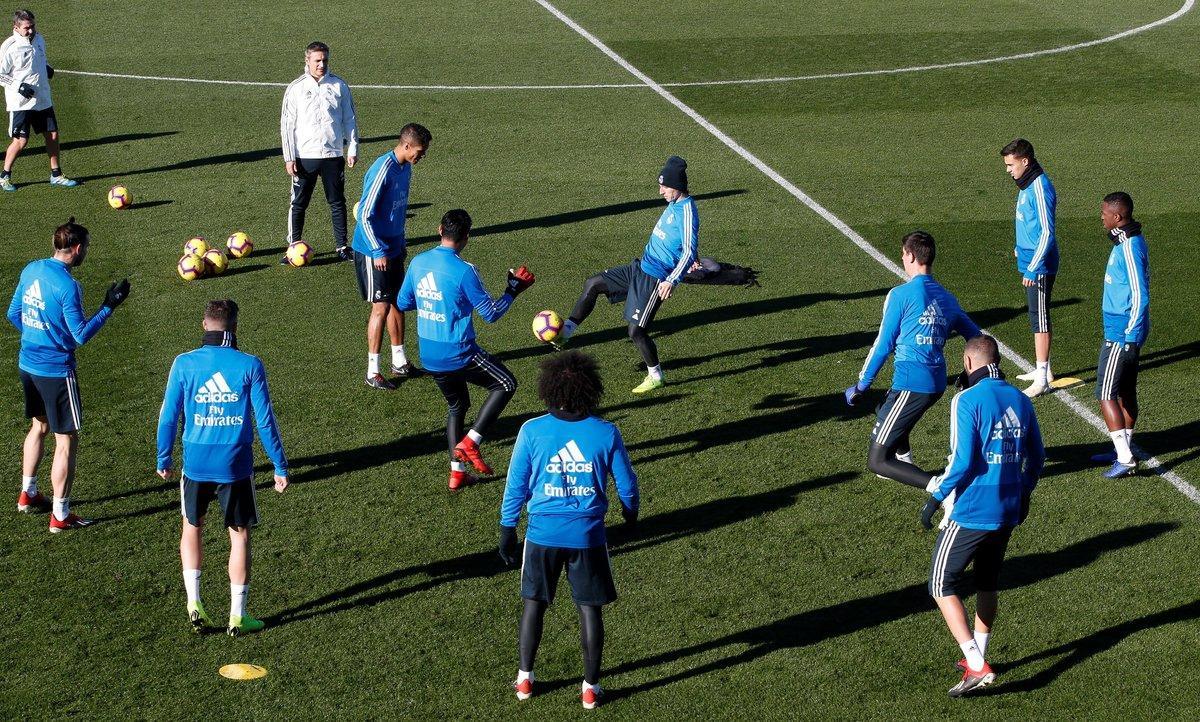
{"left": 280, "top": 40, "right": 358, "bottom": 261}
{"left": 0, "top": 9, "right": 77, "bottom": 190}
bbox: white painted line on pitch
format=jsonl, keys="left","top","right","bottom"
{"left": 534, "top": 0, "right": 1200, "bottom": 506}
{"left": 55, "top": 1, "right": 1193, "bottom": 92}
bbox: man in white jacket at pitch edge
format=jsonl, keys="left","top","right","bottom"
{"left": 0, "top": 8, "right": 78, "bottom": 191}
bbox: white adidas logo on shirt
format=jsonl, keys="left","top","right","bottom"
{"left": 22, "top": 279, "right": 46, "bottom": 310}
{"left": 544, "top": 439, "right": 595, "bottom": 474}
{"left": 194, "top": 371, "right": 240, "bottom": 403}
{"left": 990, "top": 406, "right": 1024, "bottom": 441}
{"left": 416, "top": 271, "right": 443, "bottom": 301}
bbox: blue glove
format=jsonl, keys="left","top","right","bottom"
{"left": 920, "top": 496, "right": 940, "bottom": 530}
{"left": 844, "top": 382, "right": 868, "bottom": 406}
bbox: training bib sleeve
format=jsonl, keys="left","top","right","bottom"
{"left": 500, "top": 425, "right": 534, "bottom": 528}
{"left": 1123, "top": 242, "right": 1150, "bottom": 344}
{"left": 60, "top": 281, "right": 111, "bottom": 346}
{"left": 156, "top": 359, "right": 185, "bottom": 471}
{"left": 859, "top": 289, "right": 900, "bottom": 388}
{"left": 610, "top": 428, "right": 639, "bottom": 513}
{"left": 1024, "top": 412, "right": 1045, "bottom": 493}
{"left": 249, "top": 359, "right": 288, "bottom": 475}
{"left": 394, "top": 270, "right": 416, "bottom": 312}
{"left": 7, "top": 280, "right": 22, "bottom": 330}
{"left": 463, "top": 266, "right": 513, "bottom": 323}
{"left": 952, "top": 305, "right": 982, "bottom": 341}
{"left": 933, "top": 394, "right": 977, "bottom": 502}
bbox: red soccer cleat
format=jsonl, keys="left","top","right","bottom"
{"left": 948, "top": 661, "right": 995, "bottom": 698}
{"left": 17, "top": 490, "right": 51, "bottom": 513}
{"left": 581, "top": 684, "right": 603, "bottom": 710}
{"left": 513, "top": 678, "right": 533, "bottom": 701}
{"left": 448, "top": 470, "right": 477, "bottom": 492}
{"left": 49, "top": 513, "right": 94, "bottom": 533}
{"left": 453, "top": 437, "right": 492, "bottom": 475}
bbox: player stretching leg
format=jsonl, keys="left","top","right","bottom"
{"left": 499, "top": 351, "right": 639, "bottom": 710}
{"left": 395, "top": 209, "right": 535, "bottom": 490}
{"left": 920, "top": 335, "right": 1043, "bottom": 697}
{"left": 7, "top": 218, "right": 129, "bottom": 529}
{"left": 1000, "top": 139, "right": 1059, "bottom": 397}
{"left": 156, "top": 300, "right": 289, "bottom": 635}
{"left": 1092, "top": 192, "right": 1150, "bottom": 478}
{"left": 351, "top": 123, "right": 431, "bottom": 389}
{"left": 556, "top": 156, "right": 698, "bottom": 394}
{"left": 845, "top": 231, "right": 981, "bottom": 489}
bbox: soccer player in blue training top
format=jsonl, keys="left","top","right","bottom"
{"left": 1092, "top": 192, "right": 1150, "bottom": 478}
{"left": 7, "top": 217, "right": 129, "bottom": 531}
{"left": 498, "top": 350, "right": 638, "bottom": 710}
{"left": 395, "top": 209, "right": 535, "bottom": 490}
{"left": 845, "top": 231, "right": 982, "bottom": 489}
{"left": 555, "top": 155, "right": 698, "bottom": 394}
{"left": 156, "top": 300, "right": 290, "bottom": 636}
{"left": 920, "top": 334, "right": 1043, "bottom": 698}
{"left": 1001, "top": 138, "right": 1058, "bottom": 397}
{"left": 350, "top": 122, "right": 431, "bottom": 389}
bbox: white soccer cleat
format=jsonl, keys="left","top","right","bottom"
{"left": 1022, "top": 380, "right": 1049, "bottom": 398}
{"left": 1017, "top": 368, "right": 1054, "bottom": 383}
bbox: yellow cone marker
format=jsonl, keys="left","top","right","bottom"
{"left": 1050, "top": 377, "right": 1084, "bottom": 390}
{"left": 219, "top": 663, "right": 268, "bottom": 680}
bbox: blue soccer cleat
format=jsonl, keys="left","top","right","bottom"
{"left": 1102, "top": 460, "right": 1137, "bottom": 479}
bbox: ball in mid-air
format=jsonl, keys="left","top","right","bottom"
{"left": 226, "top": 231, "right": 253, "bottom": 259}
{"left": 178, "top": 253, "right": 205, "bottom": 281}
{"left": 107, "top": 185, "right": 132, "bottom": 210}
{"left": 285, "top": 240, "right": 313, "bottom": 267}
{"left": 183, "top": 236, "right": 209, "bottom": 257}
{"left": 532, "top": 310, "right": 564, "bottom": 342}
{"left": 203, "top": 248, "right": 228, "bottom": 275}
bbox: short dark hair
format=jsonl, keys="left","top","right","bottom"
{"left": 964, "top": 334, "right": 1000, "bottom": 365}
{"left": 538, "top": 351, "right": 604, "bottom": 416}
{"left": 1103, "top": 191, "right": 1134, "bottom": 218}
{"left": 52, "top": 217, "right": 88, "bottom": 251}
{"left": 902, "top": 230, "right": 935, "bottom": 266}
{"left": 1001, "top": 138, "right": 1035, "bottom": 160}
{"left": 440, "top": 209, "right": 472, "bottom": 243}
{"left": 204, "top": 299, "right": 239, "bottom": 329}
{"left": 400, "top": 123, "right": 432, "bottom": 147}
{"left": 305, "top": 41, "right": 329, "bottom": 55}
{"left": 13, "top": 9, "right": 34, "bottom": 24}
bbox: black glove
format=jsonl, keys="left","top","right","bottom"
{"left": 1121, "top": 342, "right": 1140, "bottom": 358}
{"left": 18, "top": 82, "right": 36, "bottom": 99}
{"left": 1019, "top": 492, "right": 1032, "bottom": 524}
{"left": 504, "top": 266, "right": 535, "bottom": 298}
{"left": 103, "top": 278, "right": 131, "bottom": 310}
{"left": 46, "top": 65, "right": 54, "bottom": 79}
{"left": 919, "top": 495, "right": 940, "bottom": 530}
{"left": 621, "top": 504, "right": 638, "bottom": 527}
{"left": 498, "top": 525, "right": 519, "bottom": 567}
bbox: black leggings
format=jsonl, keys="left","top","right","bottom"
{"left": 867, "top": 441, "right": 934, "bottom": 489}
{"left": 431, "top": 354, "right": 517, "bottom": 459}
{"left": 570, "top": 275, "right": 660, "bottom": 368}
{"left": 520, "top": 599, "right": 603, "bottom": 684}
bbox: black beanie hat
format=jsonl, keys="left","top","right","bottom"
{"left": 658, "top": 155, "right": 688, "bottom": 192}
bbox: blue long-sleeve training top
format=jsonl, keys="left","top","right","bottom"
{"left": 394, "top": 245, "right": 513, "bottom": 372}
{"left": 859, "top": 274, "right": 981, "bottom": 394}
{"left": 351, "top": 150, "right": 411, "bottom": 260}
{"left": 640, "top": 195, "right": 698, "bottom": 284}
{"left": 1102, "top": 222, "right": 1150, "bottom": 345}
{"left": 500, "top": 412, "right": 639, "bottom": 549}
{"left": 156, "top": 338, "right": 288, "bottom": 482}
{"left": 1014, "top": 166, "right": 1058, "bottom": 279}
{"left": 932, "top": 371, "right": 1044, "bottom": 530}
{"left": 7, "top": 258, "right": 112, "bottom": 377}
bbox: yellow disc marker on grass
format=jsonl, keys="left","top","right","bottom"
{"left": 219, "top": 663, "right": 268, "bottom": 680}
{"left": 1050, "top": 377, "right": 1084, "bottom": 390}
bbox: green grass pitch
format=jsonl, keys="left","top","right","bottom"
{"left": 1, "top": 1, "right": 1198, "bottom": 717}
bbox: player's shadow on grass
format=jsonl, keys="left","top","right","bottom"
{"left": 22, "top": 130, "right": 179, "bottom": 158}
{"left": 129, "top": 199, "right": 172, "bottom": 210}
{"left": 224, "top": 263, "right": 268, "bottom": 277}
{"left": 1051, "top": 338, "right": 1200, "bottom": 385}
{"left": 403, "top": 190, "right": 746, "bottom": 247}
{"left": 262, "top": 470, "right": 850, "bottom": 629}
{"left": 584, "top": 521, "right": 1177, "bottom": 700}
{"left": 970, "top": 297, "right": 1082, "bottom": 331}
{"left": 626, "top": 392, "right": 857, "bottom": 465}
{"left": 1040, "top": 417, "right": 1200, "bottom": 478}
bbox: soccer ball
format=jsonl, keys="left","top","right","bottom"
{"left": 107, "top": 185, "right": 132, "bottom": 210}
{"left": 183, "top": 236, "right": 209, "bottom": 257}
{"left": 203, "top": 248, "right": 228, "bottom": 275}
{"left": 532, "top": 310, "right": 564, "bottom": 342}
{"left": 285, "top": 240, "right": 313, "bottom": 267}
{"left": 177, "top": 253, "right": 205, "bottom": 281}
{"left": 226, "top": 231, "right": 253, "bottom": 259}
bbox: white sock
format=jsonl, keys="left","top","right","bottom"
{"left": 562, "top": 319, "right": 578, "bottom": 339}
{"left": 451, "top": 461, "right": 466, "bottom": 473}
{"left": 183, "top": 569, "right": 201, "bottom": 604}
{"left": 647, "top": 364, "right": 663, "bottom": 380}
{"left": 367, "top": 353, "right": 380, "bottom": 377}
{"left": 391, "top": 345, "right": 407, "bottom": 367}
{"left": 21, "top": 475, "right": 36, "bottom": 495}
{"left": 959, "top": 639, "right": 985, "bottom": 672}
{"left": 1125, "top": 428, "right": 1134, "bottom": 454}
{"left": 52, "top": 496, "right": 69, "bottom": 521}
{"left": 230, "top": 583, "right": 249, "bottom": 619}
{"left": 517, "top": 670, "right": 533, "bottom": 683}
{"left": 1111, "top": 430, "right": 1134, "bottom": 465}
{"left": 582, "top": 680, "right": 600, "bottom": 693}
{"left": 466, "top": 429, "right": 483, "bottom": 444}
{"left": 1036, "top": 360, "right": 1049, "bottom": 384}
{"left": 974, "top": 630, "right": 990, "bottom": 656}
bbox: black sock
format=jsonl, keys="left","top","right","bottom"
{"left": 50, "top": 167, "right": 62, "bottom": 178}
{"left": 1, "top": 170, "right": 10, "bottom": 179}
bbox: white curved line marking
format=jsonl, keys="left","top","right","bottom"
{"left": 55, "top": 1, "right": 1192, "bottom": 91}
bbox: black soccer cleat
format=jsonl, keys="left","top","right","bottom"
{"left": 391, "top": 362, "right": 423, "bottom": 379}
{"left": 365, "top": 373, "right": 397, "bottom": 391}
{"left": 335, "top": 245, "right": 353, "bottom": 261}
